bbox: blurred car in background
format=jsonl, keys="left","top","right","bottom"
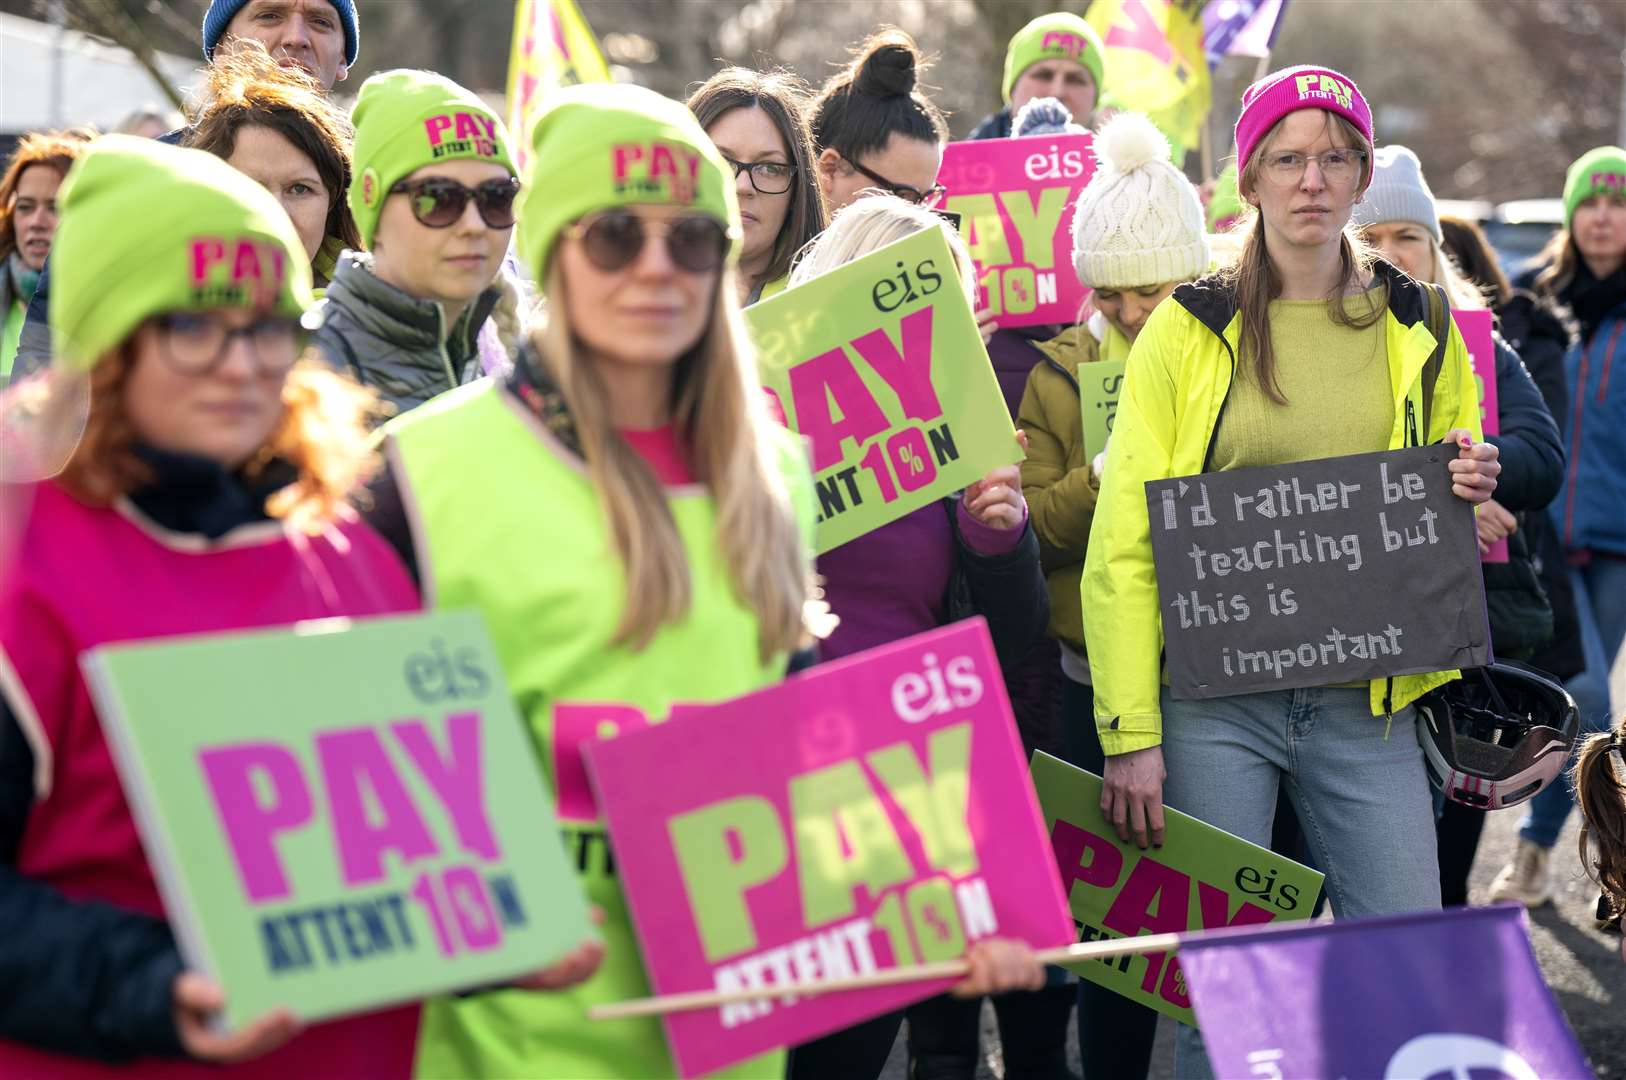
{"left": 1437, "top": 197, "right": 1563, "bottom": 282}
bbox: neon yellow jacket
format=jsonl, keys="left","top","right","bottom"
{"left": 1081, "top": 263, "right": 1483, "bottom": 756}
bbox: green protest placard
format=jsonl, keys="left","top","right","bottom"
{"left": 1029, "top": 751, "right": 1324, "bottom": 1027}
{"left": 746, "top": 227, "right": 1021, "bottom": 552}
{"left": 1079, "top": 358, "right": 1126, "bottom": 461}
{"left": 80, "top": 610, "right": 594, "bottom": 1031}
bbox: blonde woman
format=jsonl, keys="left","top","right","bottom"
{"left": 780, "top": 194, "right": 1048, "bottom": 1080}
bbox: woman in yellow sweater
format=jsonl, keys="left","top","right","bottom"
{"left": 1080, "top": 67, "right": 1500, "bottom": 1077}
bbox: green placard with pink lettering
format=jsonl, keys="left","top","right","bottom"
{"left": 80, "top": 611, "right": 594, "bottom": 1031}
{"left": 1079, "top": 358, "right": 1127, "bottom": 461}
{"left": 746, "top": 227, "right": 1022, "bottom": 552}
{"left": 1029, "top": 751, "right": 1324, "bottom": 1027}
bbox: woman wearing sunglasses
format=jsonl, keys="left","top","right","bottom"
{"left": 810, "top": 29, "right": 949, "bottom": 214}
{"left": 308, "top": 69, "right": 524, "bottom": 417}
{"left": 362, "top": 83, "right": 823, "bottom": 1078}
{"left": 688, "top": 67, "right": 826, "bottom": 305}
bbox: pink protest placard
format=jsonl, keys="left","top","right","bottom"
{"left": 1454, "top": 308, "right": 1505, "bottom": 563}
{"left": 583, "top": 619, "right": 1075, "bottom": 1077}
{"left": 937, "top": 133, "right": 1096, "bottom": 328}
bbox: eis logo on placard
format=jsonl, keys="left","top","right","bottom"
{"left": 611, "top": 141, "right": 701, "bottom": 204}
{"left": 424, "top": 111, "right": 499, "bottom": 159}
{"left": 1293, "top": 72, "right": 1355, "bottom": 111}
{"left": 188, "top": 235, "right": 287, "bottom": 308}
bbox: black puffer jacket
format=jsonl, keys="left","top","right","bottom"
{"left": 309, "top": 251, "right": 500, "bottom": 418}
{"left": 1480, "top": 329, "right": 1565, "bottom": 658}
{"left": 1497, "top": 290, "right": 1583, "bottom": 677}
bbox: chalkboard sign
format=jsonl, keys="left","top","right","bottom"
{"left": 1146, "top": 446, "right": 1492, "bottom": 700}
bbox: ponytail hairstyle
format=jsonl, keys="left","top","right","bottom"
{"left": 810, "top": 28, "right": 949, "bottom": 163}
{"left": 1225, "top": 112, "right": 1379, "bottom": 405}
{"left": 1576, "top": 722, "right": 1626, "bottom": 925}
{"left": 688, "top": 67, "right": 828, "bottom": 290}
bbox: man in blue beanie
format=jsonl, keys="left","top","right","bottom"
{"left": 10, "top": 0, "right": 358, "bottom": 377}
{"left": 202, "top": 0, "right": 359, "bottom": 90}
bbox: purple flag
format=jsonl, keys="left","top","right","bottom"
{"left": 1181, "top": 906, "right": 1592, "bottom": 1080}
{"left": 1202, "top": 0, "right": 1288, "bottom": 68}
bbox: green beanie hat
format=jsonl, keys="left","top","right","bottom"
{"left": 1563, "top": 146, "right": 1626, "bottom": 229}
{"left": 516, "top": 82, "right": 740, "bottom": 284}
{"left": 1002, "top": 13, "right": 1106, "bottom": 104}
{"left": 49, "top": 135, "right": 311, "bottom": 371}
{"left": 349, "top": 69, "right": 516, "bottom": 249}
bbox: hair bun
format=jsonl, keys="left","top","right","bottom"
{"left": 854, "top": 37, "right": 920, "bottom": 98}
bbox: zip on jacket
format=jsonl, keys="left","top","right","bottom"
{"left": 1079, "top": 261, "right": 1483, "bottom": 756}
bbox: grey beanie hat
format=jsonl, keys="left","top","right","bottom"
{"left": 1351, "top": 145, "right": 1440, "bottom": 241}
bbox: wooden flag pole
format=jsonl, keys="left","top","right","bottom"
{"left": 587, "top": 932, "right": 1185, "bottom": 1022}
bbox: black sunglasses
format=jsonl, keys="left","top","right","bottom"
{"left": 564, "top": 211, "right": 732, "bottom": 274}
{"left": 389, "top": 176, "right": 520, "bottom": 230}
{"left": 842, "top": 154, "right": 946, "bottom": 206}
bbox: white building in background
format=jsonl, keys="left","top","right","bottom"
{"left": 1, "top": 12, "right": 202, "bottom": 135}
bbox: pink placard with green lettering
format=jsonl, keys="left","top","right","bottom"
{"left": 79, "top": 611, "right": 595, "bottom": 1030}
{"left": 1454, "top": 308, "right": 1504, "bottom": 562}
{"left": 583, "top": 619, "right": 1075, "bottom": 1077}
{"left": 937, "top": 133, "right": 1096, "bottom": 327}
{"left": 746, "top": 226, "right": 1021, "bottom": 552}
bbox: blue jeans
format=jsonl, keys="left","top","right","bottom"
{"left": 1519, "top": 558, "right": 1626, "bottom": 848}
{"left": 1156, "top": 685, "right": 1441, "bottom": 1078}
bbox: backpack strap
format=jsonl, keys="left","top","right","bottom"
{"left": 1420, "top": 282, "right": 1450, "bottom": 441}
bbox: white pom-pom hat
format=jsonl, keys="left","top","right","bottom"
{"left": 1071, "top": 112, "right": 1209, "bottom": 289}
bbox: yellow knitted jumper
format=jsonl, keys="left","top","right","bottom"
{"left": 1211, "top": 286, "right": 1393, "bottom": 472}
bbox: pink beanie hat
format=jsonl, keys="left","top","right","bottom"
{"left": 1234, "top": 65, "right": 1373, "bottom": 186}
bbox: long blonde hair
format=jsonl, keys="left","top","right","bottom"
{"left": 1533, "top": 228, "right": 1581, "bottom": 298}
{"left": 1227, "top": 113, "right": 1380, "bottom": 404}
{"left": 530, "top": 263, "right": 809, "bottom": 661}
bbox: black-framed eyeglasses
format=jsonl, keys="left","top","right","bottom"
{"left": 842, "top": 154, "right": 946, "bottom": 206}
{"left": 151, "top": 312, "right": 304, "bottom": 377}
{"left": 388, "top": 176, "right": 521, "bottom": 230}
{"left": 723, "top": 155, "right": 797, "bottom": 196}
{"left": 563, "top": 211, "right": 733, "bottom": 274}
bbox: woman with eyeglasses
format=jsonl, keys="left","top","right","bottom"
{"left": 809, "top": 29, "right": 949, "bottom": 214}
{"left": 688, "top": 67, "right": 826, "bottom": 305}
{"left": 1082, "top": 67, "right": 1498, "bottom": 1078}
{"left": 308, "top": 69, "right": 525, "bottom": 417}
{"left": 0, "top": 136, "right": 599, "bottom": 1076}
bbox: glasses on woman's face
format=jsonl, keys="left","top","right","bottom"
{"left": 389, "top": 176, "right": 521, "bottom": 230}
{"left": 564, "top": 211, "right": 733, "bottom": 274}
{"left": 1262, "top": 148, "right": 1368, "bottom": 186}
{"left": 723, "top": 155, "right": 797, "bottom": 196}
{"left": 842, "top": 154, "right": 946, "bottom": 206}
{"left": 152, "top": 312, "right": 304, "bottom": 377}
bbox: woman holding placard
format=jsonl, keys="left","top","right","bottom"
{"left": 1486, "top": 146, "right": 1626, "bottom": 913}
{"left": 357, "top": 83, "right": 816, "bottom": 1079}
{"left": 0, "top": 137, "right": 601, "bottom": 1077}
{"left": 780, "top": 193, "right": 1049, "bottom": 1080}
{"left": 1017, "top": 109, "right": 1211, "bottom": 1080}
{"left": 1081, "top": 67, "right": 1499, "bottom": 1077}
{"left": 688, "top": 67, "right": 826, "bottom": 305}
